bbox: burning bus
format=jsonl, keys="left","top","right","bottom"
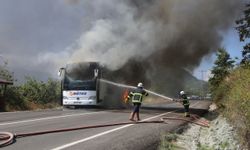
{"left": 58, "top": 62, "right": 102, "bottom": 107}
{"left": 58, "top": 61, "right": 139, "bottom": 108}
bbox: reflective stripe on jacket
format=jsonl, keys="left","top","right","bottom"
{"left": 131, "top": 93, "right": 143, "bottom": 103}
{"left": 127, "top": 87, "right": 148, "bottom": 104}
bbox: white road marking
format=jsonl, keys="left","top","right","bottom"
{"left": 0, "top": 111, "right": 105, "bottom": 126}
{"left": 0, "top": 108, "right": 62, "bottom": 115}
{"left": 52, "top": 102, "right": 200, "bottom": 150}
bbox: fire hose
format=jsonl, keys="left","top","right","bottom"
{"left": 0, "top": 115, "right": 209, "bottom": 147}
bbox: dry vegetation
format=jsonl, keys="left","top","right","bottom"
{"left": 213, "top": 67, "right": 250, "bottom": 149}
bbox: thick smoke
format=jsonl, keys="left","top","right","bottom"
{"left": 70, "top": 0, "right": 241, "bottom": 68}
{"left": 67, "top": 0, "right": 242, "bottom": 95}
{"left": 0, "top": 0, "right": 242, "bottom": 94}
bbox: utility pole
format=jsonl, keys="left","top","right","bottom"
{"left": 200, "top": 70, "right": 206, "bottom": 100}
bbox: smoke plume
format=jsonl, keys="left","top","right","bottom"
{"left": 70, "top": 0, "right": 240, "bottom": 68}
{"left": 0, "top": 0, "right": 242, "bottom": 94}
{"left": 67, "top": 0, "right": 242, "bottom": 95}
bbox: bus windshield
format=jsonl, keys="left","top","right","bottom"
{"left": 66, "top": 80, "right": 96, "bottom": 90}
{"left": 63, "top": 62, "right": 100, "bottom": 91}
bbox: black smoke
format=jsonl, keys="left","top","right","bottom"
{"left": 81, "top": 0, "right": 242, "bottom": 96}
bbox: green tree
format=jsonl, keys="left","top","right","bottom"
{"left": 236, "top": 3, "right": 250, "bottom": 65}
{"left": 209, "top": 48, "right": 235, "bottom": 92}
{"left": 0, "top": 61, "right": 13, "bottom": 99}
{"left": 4, "top": 86, "right": 28, "bottom": 110}
{"left": 0, "top": 62, "right": 13, "bottom": 82}
{"left": 19, "top": 77, "right": 60, "bottom": 105}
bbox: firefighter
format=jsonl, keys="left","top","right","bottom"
{"left": 179, "top": 90, "right": 190, "bottom": 117}
{"left": 126, "top": 82, "right": 148, "bottom": 121}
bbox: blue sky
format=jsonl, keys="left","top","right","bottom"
{"left": 193, "top": 29, "right": 245, "bottom": 80}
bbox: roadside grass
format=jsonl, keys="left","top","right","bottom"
{"left": 197, "top": 141, "right": 229, "bottom": 150}
{"left": 213, "top": 67, "right": 250, "bottom": 149}
{"left": 197, "top": 144, "right": 214, "bottom": 150}
{"left": 158, "top": 115, "right": 239, "bottom": 150}
{"left": 158, "top": 133, "right": 184, "bottom": 150}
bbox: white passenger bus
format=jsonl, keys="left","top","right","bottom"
{"left": 58, "top": 62, "right": 102, "bottom": 107}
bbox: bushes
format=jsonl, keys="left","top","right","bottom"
{"left": 19, "top": 77, "right": 61, "bottom": 104}
{"left": 4, "top": 86, "right": 28, "bottom": 111}
{"left": 213, "top": 67, "right": 250, "bottom": 148}
{"left": 3, "top": 77, "right": 61, "bottom": 111}
{"left": 158, "top": 133, "right": 180, "bottom": 150}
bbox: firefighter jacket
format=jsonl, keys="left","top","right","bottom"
{"left": 127, "top": 87, "right": 148, "bottom": 104}
{"left": 181, "top": 94, "right": 190, "bottom": 106}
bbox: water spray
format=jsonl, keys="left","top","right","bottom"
{"left": 99, "top": 79, "right": 137, "bottom": 89}
{"left": 99, "top": 79, "right": 174, "bottom": 101}
{"left": 145, "top": 90, "right": 173, "bottom": 101}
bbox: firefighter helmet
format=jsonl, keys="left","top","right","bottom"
{"left": 137, "top": 82, "right": 143, "bottom": 88}
{"left": 180, "top": 91, "right": 185, "bottom": 95}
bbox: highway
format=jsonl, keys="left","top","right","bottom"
{"left": 0, "top": 100, "right": 211, "bottom": 150}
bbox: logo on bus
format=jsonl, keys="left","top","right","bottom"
{"left": 69, "top": 91, "right": 87, "bottom": 96}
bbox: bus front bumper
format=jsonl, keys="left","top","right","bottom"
{"left": 63, "top": 100, "right": 97, "bottom": 105}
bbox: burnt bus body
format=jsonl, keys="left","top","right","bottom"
{"left": 59, "top": 62, "right": 131, "bottom": 108}
{"left": 60, "top": 62, "right": 102, "bottom": 107}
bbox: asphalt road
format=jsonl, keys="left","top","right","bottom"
{"left": 0, "top": 100, "right": 211, "bottom": 150}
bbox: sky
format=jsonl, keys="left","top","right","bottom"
{"left": 193, "top": 29, "right": 245, "bottom": 81}
{"left": 0, "top": 0, "right": 246, "bottom": 82}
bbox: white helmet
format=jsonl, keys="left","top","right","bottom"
{"left": 180, "top": 91, "right": 185, "bottom": 95}
{"left": 137, "top": 82, "right": 143, "bottom": 88}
